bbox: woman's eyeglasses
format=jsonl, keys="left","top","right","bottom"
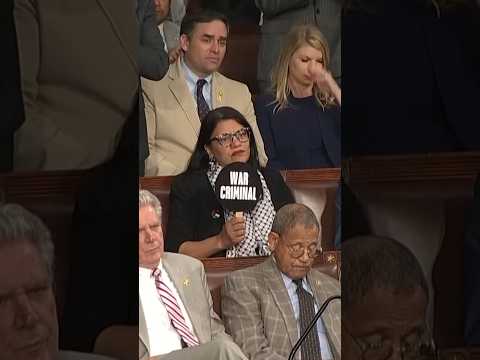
{"left": 208, "top": 127, "right": 250, "bottom": 147}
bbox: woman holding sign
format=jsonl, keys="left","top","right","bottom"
{"left": 166, "top": 106, "right": 294, "bottom": 258}
{"left": 254, "top": 24, "right": 341, "bottom": 170}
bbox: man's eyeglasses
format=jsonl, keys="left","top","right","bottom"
{"left": 286, "top": 243, "right": 319, "bottom": 259}
{"left": 343, "top": 321, "right": 438, "bottom": 360}
{"left": 208, "top": 127, "right": 250, "bottom": 147}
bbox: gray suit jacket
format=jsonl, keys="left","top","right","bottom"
{"left": 137, "top": 0, "right": 168, "bottom": 80}
{"left": 222, "top": 256, "right": 341, "bottom": 360}
{"left": 139, "top": 253, "right": 233, "bottom": 359}
{"left": 14, "top": 0, "right": 139, "bottom": 171}
{"left": 141, "top": 59, "right": 268, "bottom": 175}
{"left": 162, "top": 0, "right": 187, "bottom": 51}
{"left": 255, "top": 0, "right": 341, "bottom": 92}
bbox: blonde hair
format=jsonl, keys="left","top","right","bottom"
{"left": 271, "top": 24, "right": 335, "bottom": 111}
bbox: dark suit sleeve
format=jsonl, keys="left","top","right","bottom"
{"left": 1, "top": 0, "right": 24, "bottom": 171}
{"left": 263, "top": 168, "right": 295, "bottom": 210}
{"left": 254, "top": 0, "right": 309, "bottom": 18}
{"left": 254, "top": 95, "right": 286, "bottom": 170}
{"left": 138, "top": 0, "right": 168, "bottom": 80}
{"left": 165, "top": 173, "right": 197, "bottom": 252}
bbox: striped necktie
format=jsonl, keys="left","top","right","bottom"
{"left": 294, "top": 279, "right": 322, "bottom": 360}
{"left": 196, "top": 79, "right": 210, "bottom": 121}
{"left": 152, "top": 268, "right": 199, "bottom": 347}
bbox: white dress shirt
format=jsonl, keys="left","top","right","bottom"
{"left": 157, "top": 23, "right": 168, "bottom": 52}
{"left": 139, "top": 262, "right": 196, "bottom": 356}
{"left": 180, "top": 57, "right": 213, "bottom": 109}
{"left": 281, "top": 273, "right": 334, "bottom": 360}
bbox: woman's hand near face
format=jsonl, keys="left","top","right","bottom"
{"left": 309, "top": 61, "right": 342, "bottom": 106}
{"left": 219, "top": 215, "right": 246, "bottom": 249}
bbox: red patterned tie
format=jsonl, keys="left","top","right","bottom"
{"left": 152, "top": 268, "right": 199, "bottom": 347}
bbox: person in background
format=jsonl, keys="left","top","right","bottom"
{"left": 255, "top": 24, "right": 342, "bottom": 248}
{"left": 342, "top": 0, "right": 480, "bottom": 156}
{"left": 138, "top": 0, "right": 169, "bottom": 176}
{"left": 166, "top": 106, "right": 294, "bottom": 258}
{"left": 138, "top": 190, "right": 248, "bottom": 360}
{"left": 202, "top": 0, "right": 260, "bottom": 24}
{"left": 153, "top": 0, "right": 185, "bottom": 63}
{"left": 14, "top": 0, "right": 138, "bottom": 171}
{"left": 222, "top": 203, "right": 341, "bottom": 359}
{"left": 255, "top": 24, "right": 340, "bottom": 171}
{"left": 255, "top": 0, "right": 341, "bottom": 94}
{"left": 141, "top": 10, "right": 268, "bottom": 176}
{"left": 0, "top": 204, "right": 117, "bottom": 360}
{"left": 342, "top": 235, "right": 436, "bottom": 359}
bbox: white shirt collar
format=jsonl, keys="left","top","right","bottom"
{"left": 181, "top": 56, "right": 212, "bottom": 87}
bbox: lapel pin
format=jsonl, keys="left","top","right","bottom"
{"left": 183, "top": 278, "right": 191, "bottom": 287}
{"left": 217, "top": 89, "right": 223, "bottom": 103}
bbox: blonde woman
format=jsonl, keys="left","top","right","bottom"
{"left": 254, "top": 24, "right": 341, "bottom": 170}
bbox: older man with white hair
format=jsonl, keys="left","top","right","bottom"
{"left": 0, "top": 203, "right": 116, "bottom": 360}
{"left": 138, "top": 189, "right": 247, "bottom": 360}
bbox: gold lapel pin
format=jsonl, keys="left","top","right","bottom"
{"left": 217, "top": 89, "right": 223, "bottom": 103}
{"left": 183, "top": 278, "right": 191, "bottom": 287}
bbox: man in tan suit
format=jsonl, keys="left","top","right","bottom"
{"left": 222, "top": 203, "right": 341, "bottom": 359}
{"left": 138, "top": 189, "right": 247, "bottom": 360}
{"left": 14, "top": 0, "right": 138, "bottom": 171}
{"left": 141, "top": 10, "right": 268, "bottom": 176}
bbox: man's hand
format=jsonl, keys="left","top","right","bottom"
{"left": 168, "top": 46, "right": 182, "bottom": 64}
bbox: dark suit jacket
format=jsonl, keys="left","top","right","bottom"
{"left": 137, "top": 0, "right": 169, "bottom": 175}
{"left": 342, "top": 1, "right": 480, "bottom": 156}
{"left": 255, "top": 94, "right": 340, "bottom": 170}
{"left": 166, "top": 168, "right": 295, "bottom": 256}
{"left": 1, "top": 0, "right": 24, "bottom": 172}
{"left": 137, "top": 0, "right": 168, "bottom": 80}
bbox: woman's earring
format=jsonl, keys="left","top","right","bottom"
{"left": 208, "top": 154, "right": 216, "bottom": 170}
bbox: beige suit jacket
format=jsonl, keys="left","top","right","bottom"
{"left": 14, "top": 0, "right": 138, "bottom": 171}
{"left": 222, "top": 257, "right": 341, "bottom": 360}
{"left": 139, "top": 252, "right": 232, "bottom": 359}
{"left": 141, "top": 59, "right": 268, "bottom": 176}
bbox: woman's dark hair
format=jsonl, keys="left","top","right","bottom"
{"left": 187, "top": 106, "right": 260, "bottom": 171}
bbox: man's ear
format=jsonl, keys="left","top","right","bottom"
{"left": 179, "top": 34, "right": 189, "bottom": 52}
{"left": 268, "top": 232, "right": 279, "bottom": 252}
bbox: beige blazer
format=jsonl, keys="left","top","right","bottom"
{"left": 222, "top": 257, "right": 341, "bottom": 360}
{"left": 14, "top": 0, "right": 139, "bottom": 171}
{"left": 139, "top": 252, "right": 232, "bottom": 359}
{"left": 141, "top": 59, "right": 268, "bottom": 176}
